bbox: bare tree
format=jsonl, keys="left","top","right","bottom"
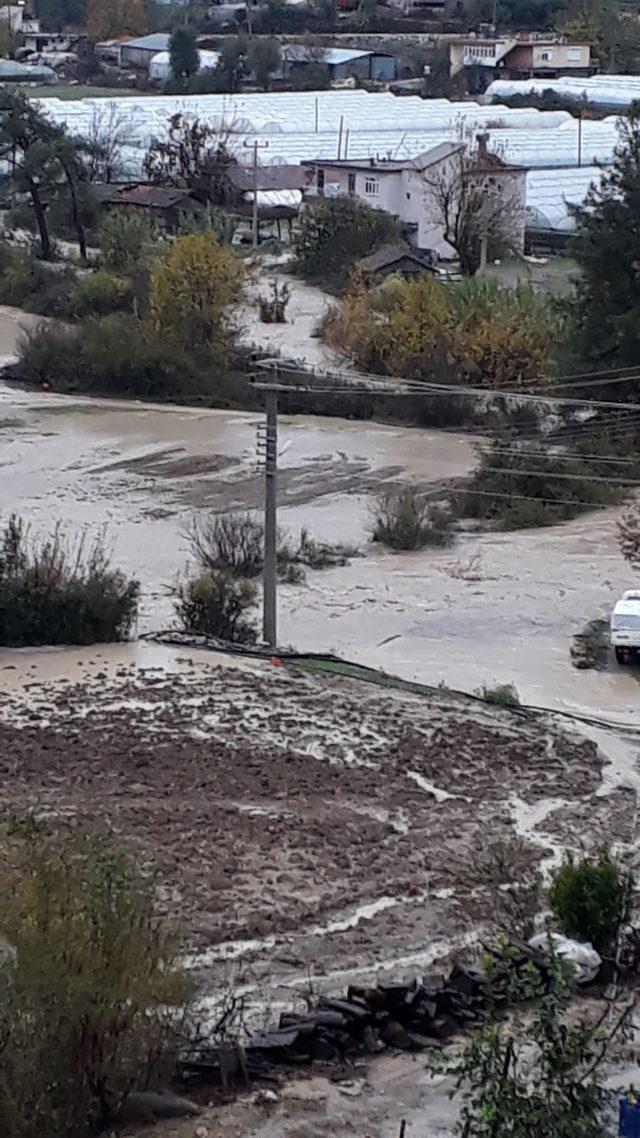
{"left": 420, "top": 141, "right": 522, "bottom": 275}
{"left": 84, "top": 104, "right": 130, "bottom": 184}
{"left": 619, "top": 504, "right": 640, "bottom": 569}
{"left": 143, "top": 113, "right": 239, "bottom": 205}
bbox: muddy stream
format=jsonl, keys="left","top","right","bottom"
{"left": 0, "top": 368, "right": 638, "bottom": 721}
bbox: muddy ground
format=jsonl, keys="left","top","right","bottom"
{"left": 2, "top": 647, "right": 639, "bottom": 1138}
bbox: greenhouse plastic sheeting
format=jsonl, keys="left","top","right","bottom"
{"left": 487, "top": 75, "right": 640, "bottom": 111}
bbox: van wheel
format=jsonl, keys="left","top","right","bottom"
{"left": 615, "top": 647, "right": 628, "bottom": 665}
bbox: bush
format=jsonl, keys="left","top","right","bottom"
{"left": 0, "top": 244, "right": 77, "bottom": 317}
{"left": 187, "top": 513, "right": 265, "bottom": 578}
{"left": 70, "top": 269, "right": 132, "bottom": 317}
{"left": 327, "top": 273, "right": 564, "bottom": 387}
{"left": 186, "top": 513, "right": 352, "bottom": 582}
{"left": 0, "top": 515, "right": 139, "bottom": 647}
{"left": 176, "top": 568, "right": 258, "bottom": 644}
{"left": 258, "top": 278, "right": 291, "bottom": 323}
{"left": 479, "top": 682, "right": 521, "bottom": 707}
{"left": 372, "top": 489, "right": 454, "bottom": 551}
{"left": 549, "top": 853, "right": 629, "bottom": 953}
{"left": 294, "top": 197, "right": 400, "bottom": 292}
{"left": 0, "top": 827, "right": 187, "bottom": 1138}
{"left": 18, "top": 316, "right": 253, "bottom": 405}
{"left": 98, "top": 212, "right": 158, "bottom": 272}
{"left": 462, "top": 437, "right": 624, "bottom": 530}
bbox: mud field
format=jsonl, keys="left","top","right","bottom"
{"left": 1, "top": 648, "right": 633, "bottom": 980}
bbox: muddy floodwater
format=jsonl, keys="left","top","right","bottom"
{"left": 0, "top": 372, "right": 638, "bottom": 721}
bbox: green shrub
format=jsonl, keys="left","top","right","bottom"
{"left": 479, "top": 683, "right": 521, "bottom": 707}
{"left": 98, "top": 212, "right": 158, "bottom": 271}
{"left": 70, "top": 269, "right": 132, "bottom": 317}
{"left": 372, "top": 489, "right": 454, "bottom": 550}
{"left": 186, "top": 512, "right": 353, "bottom": 582}
{"left": 0, "top": 244, "right": 78, "bottom": 317}
{"left": 176, "top": 568, "right": 258, "bottom": 644}
{"left": 549, "top": 853, "right": 628, "bottom": 953}
{"left": 0, "top": 827, "right": 187, "bottom": 1138}
{"left": 0, "top": 515, "right": 139, "bottom": 647}
{"left": 463, "top": 437, "right": 624, "bottom": 530}
{"left": 294, "top": 196, "right": 400, "bottom": 291}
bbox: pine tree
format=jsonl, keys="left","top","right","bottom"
{"left": 572, "top": 105, "right": 640, "bottom": 366}
{"left": 169, "top": 25, "right": 199, "bottom": 81}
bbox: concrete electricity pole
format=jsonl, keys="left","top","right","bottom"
{"left": 256, "top": 384, "right": 278, "bottom": 650}
{"left": 243, "top": 139, "right": 269, "bottom": 249}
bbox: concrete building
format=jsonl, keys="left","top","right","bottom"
{"left": 450, "top": 34, "right": 592, "bottom": 87}
{"left": 303, "top": 138, "right": 526, "bottom": 259}
{"left": 120, "top": 33, "right": 171, "bottom": 71}
{"left": 0, "top": 5, "right": 39, "bottom": 32}
{"left": 282, "top": 45, "right": 396, "bottom": 84}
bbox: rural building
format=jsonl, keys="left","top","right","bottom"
{"left": 282, "top": 45, "right": 396, "bottom": 84}
{"left": 303, "top": 138, "right": 526, "bottom": 259}
{"left": 149, "top": 48, "right": 220, "bottom": 81}
{"left": 358, "top": 244, "right": 437, "bottom": 281}
{"left": 93, "top": 183, "right": 202, "bottom": 230}
{"left": 450, "top": 34, "right": 592, "bottom": 87}
{"left": 0, "top": 5, "right": 39, "bottom": 32}
{"left": 120, "top": 33, "right": 171, "bottom": 71}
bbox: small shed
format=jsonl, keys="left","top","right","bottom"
{"left": 93, "top": 183, "right": 202, "bottom": 231}
{"left": 120, "top": 33, "right": 170, "bottom": 70}
{"left": 358, "top": 244, "right": 436, "bottom": 282}
{"left": 282, "top": 44, "right": 395, "bottom": 83}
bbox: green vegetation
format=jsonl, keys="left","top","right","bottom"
{"left": 571, "top": 104, "right": 640, "bottom": 370}
{"left": 70, "top": 268, "right": 132, "bottom": 317}
{"left": 327, "top": 275, "right": 563, "bottom": 389}
{"left": 169, "top": 23, "right": 199, "bottom": 82}
{"left": 294, "top": 197, "right": 400, "bottom": 291}
{"left": 550, "top": 852, "right": 629, "bottom": 953}
{"left": 462, "top": 437, "right": 625, "bottom": 530}
{"left": 478, "top": 683, "right": 521, "bottom": 708}
{"left": 372, "top": 489, "right": 454, "bottom": 551}
{"left": 451, "top": 953, "right": 627, "bottom": 1138}
{"left": 176, "top": 569, "right": 258, "bottom": 644}
{"left": 0, "top": 825, "right": 186, "bottom": 1138}
{"left": 0, "top": 516, "right": 139, "bottom": 647}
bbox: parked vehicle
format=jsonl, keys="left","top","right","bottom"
{"left": 610, "top": 590, "right": 640, "bottom": 664}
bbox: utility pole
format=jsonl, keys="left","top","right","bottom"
{"left": 256, "top": 380, "right": 279, "bottom": 651}
{"left": 243, "top": 139, "right": 269, "bottom": 249}
{"left": 577, "top": 111, "right": 583, "bottom": 168}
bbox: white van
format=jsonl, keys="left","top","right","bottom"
{"left": 611, "top": 590, "right": 640, "bottom": 664}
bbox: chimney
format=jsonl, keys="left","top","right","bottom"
{"left": 476, "top": 131, "right": 489, "bottom": 161}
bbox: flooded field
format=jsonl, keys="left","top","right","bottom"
{"left": 0, "top": 372, "right": 638, "bottom": 720}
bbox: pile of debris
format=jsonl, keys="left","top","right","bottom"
{"left": 179, "top": 945, "right": 551, "bottom": 1089}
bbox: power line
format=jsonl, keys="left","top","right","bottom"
{"left": 480, "top": 464, "right": 640, "bottom": 487}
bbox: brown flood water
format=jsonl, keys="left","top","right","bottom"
{"left": 0, "top": 370, "right": 639, "bottom": 722}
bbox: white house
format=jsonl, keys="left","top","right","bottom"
{"left": 302, "top": 138, "right": 527, "bottom": 260}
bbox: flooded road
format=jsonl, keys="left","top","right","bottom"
{"left": 0, "top": 378, "right": 638, "bottom": 721}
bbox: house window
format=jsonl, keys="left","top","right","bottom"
{"left": 567, "top": 48, "right": 581, "bottom": 61}
{"left": 317, "top": 169, "right": 325, "bottom": 193}
{"left": 364, "top": 176, "right": 379, "bottom": 196}
{"left": 540, "top": 50, "right": 553, "bottom": 61}
{"left": 348, "top": 172, "right": 356, "bottom": 195}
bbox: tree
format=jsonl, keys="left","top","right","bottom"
{"left": 421, "top": 145, "right": 521, "bottom": 275}
{"left": 143, "top": 113, "right": 238, "bottom": 204}
{"left": 87, "top": 0, "right": 148, "bottom": 41}
{"left": 451, "top": 954, "right": 633, "bottom": 1138}
{"left": 254, "top": 0, "right": 292, "bottom": 34}
{"left": 34, "top": 0, "right": 86, "bottom": 30}
{"left": 169, "top": 23, "right": 199, "bottom": 81}
{"left": 557, "top": 0, "right": 640, "bottom": 72}
{"left": 619, "top": 503, "right": 640, "bottom": 570}
{"left": 84, "top": 103, "right": 129, "bottom": 183}
{"left": 294, "top": 196, "right": 400, "bottom": 290}
{"left": 247, "top": 37, "right": 281, "bottom": 90}
{"left": 214, "top": 35, "right": 247, "bottom": 92}
{"left": 0, "top": 90, "right": 60, "bottom": 260}
{"left": 571, "top": 106, "right": 640, "bottom": 367}
{"left": 150, "top": 231, "right": 243, "bottom": 356}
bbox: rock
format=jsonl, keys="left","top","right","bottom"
{"left": 252, "top": 1088, "right": 279, "bottom": 1105}
{"left": 117, "top": 1091, "right": 201, "bottom": 1123}
{"left": 379, "top": 1019, "right": 414, "bottom": 1050}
